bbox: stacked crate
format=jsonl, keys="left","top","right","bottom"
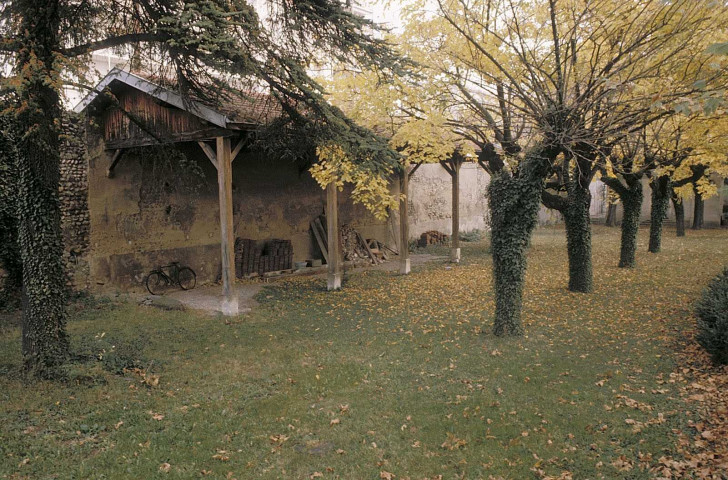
{"left": 259, "top": 239, "right": 293, "bottom": 275}
{"left": 235, "top": 238, "right": 261, "bottom": 278}
{"left": 235, "top": 238, "right": 293, "bottom": 277}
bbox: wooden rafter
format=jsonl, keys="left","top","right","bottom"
{"left": 231, "top": 135, "right": 247, "bottom": 163}
{"left": 106, "top": 149, "right": 125, "bottom": 178}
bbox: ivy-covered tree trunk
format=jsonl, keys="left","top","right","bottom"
{"left": 563, "top": 183, "right": 593, "bottom": 292}
{"left": 14, "top": 0, "right": 69, "bottom": 375}
{"left": 672, "top": 192, "right": 685, "bottom": 237}
{"left": 605, "top": 203, "right": 618, "bottom": 227}
{"left": 0, "top": 126, "right": 23, "bottom": 304}
{"left": 602, "top": 174, "right": 643, "bottom": 268}
{"left": 618, "top": 179, "right": 643, "bottom": 268}
{"left": 692, "top": 188, "right": 704, "bottom": 230}
{"left": 489, "top": 150, "right": 555, "bottom": 336}
{"left": 648, "top": 176, "right": 670, "bottom": 253}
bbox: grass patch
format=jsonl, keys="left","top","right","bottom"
{"left": 1, "top": 226, "right": 727, "bottom": 479}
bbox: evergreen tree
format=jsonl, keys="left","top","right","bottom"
{"left": 0, "top": 0, "right": 406, "bottom": 375}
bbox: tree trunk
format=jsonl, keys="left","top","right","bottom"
{"left": 672, "top": 192, "right": 685, "bottom": 237}
{"left": 605, "top": 203, "right": 618, "bottom": 227}
{"left": 489, "top": 150, "right": 554, "bottom": 336}
{"left": 450, "top": 158, "right": 461, "bottom": 263}
{"left": 0, "top": 127, "right": 23, "bottom": 304}
{"left": 563, "top": 183, "right": 592, "bottom": 292}
{"left": 15, "top": 0, "right": 69, "bottom": 375}
{"left": 619, "top": 180, "right": 643, "bottom": 268}
{"left": 692, "top": 188, "right": 704, "bottom": 230}
{"left": 648, "top": 176, "right": 670, "bottom": 253}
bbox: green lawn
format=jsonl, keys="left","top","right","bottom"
{"left": 1, "top": 226, "right": 727, "bottom": 479}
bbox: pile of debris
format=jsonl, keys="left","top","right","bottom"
{"left": 418, "top": 230, "right": 450, "bottom": 248}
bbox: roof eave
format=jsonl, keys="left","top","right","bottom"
{"left": 73, "top": 68, "right": 230, "bottom": 129}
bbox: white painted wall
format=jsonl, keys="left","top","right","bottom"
{"left": 590, "top": 176, "right": 727, "bottom": 227}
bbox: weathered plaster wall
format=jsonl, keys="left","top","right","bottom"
{"left": 406, "top": 162, "right": 561, "bottom": 238}
{"left": 407, "top": 163, "right": 490, "bottom": 237}
{"left": 85, "top": 126, "right": 390, "bottom": 292}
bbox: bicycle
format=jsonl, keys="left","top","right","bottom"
{"left": 145, "top": 262, "right": 196, "bottom": 295}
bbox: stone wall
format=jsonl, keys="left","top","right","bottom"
{"left": 59, "top": 115, "right": 91, "bottom": 291}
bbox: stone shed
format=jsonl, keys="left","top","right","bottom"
{"left": 63, "top": 68, "right": 508, "bottom": 312}
{"left": 70, "top": 69, "right": 395, "bottom": 311}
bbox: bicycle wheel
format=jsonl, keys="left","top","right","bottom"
{"left": 145, "top": 272, "right": 166, "bottom": 295}
{"left": 177, "top": 267, "right": 196, "bottom": 290}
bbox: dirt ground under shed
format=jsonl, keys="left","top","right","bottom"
{"left": 140, "top": 252, "right": 448, "bottom": 315}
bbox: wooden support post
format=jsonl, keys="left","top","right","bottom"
{"left": 326, "top": 182, "right": 342, "bottom": 290}
{"left": 399, "top": 165, "right": 411, "bottom": 274}
{"left": 451, "top": 158, "right": 462, "bottom": 263}
{"left": 216, "top": 136, "right": 238, "bottom": 314}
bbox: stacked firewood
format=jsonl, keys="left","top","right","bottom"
{"left": 418, "top": 230, "right": 450, "bottom": 248}
{"left": 340, "top": 224, "right": 369, "bottom": 261}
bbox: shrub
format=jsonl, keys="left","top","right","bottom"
{"left": 460, "top": 229, "right": 484, "bottom": 242}
{"left": 696, "top": 267, "right": 728, "bottom": 365}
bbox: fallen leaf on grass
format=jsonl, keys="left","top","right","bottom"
{"left": 159, "top": 463, "right": 171, "bottom": 473}
{"left": 611, "top": 456, "right": 633, "bottom": 471}
{"left": 269, "top": 434, "right": 289, "bottom": 445}
{"left": 213, "top": 450, "right": 230, "bottom": 462}
{"left": 441, "top": 432, "right": 467, "bottom": 450}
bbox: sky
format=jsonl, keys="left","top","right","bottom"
{"left": 363, "top": 1, "right": 405, "bottom": 29}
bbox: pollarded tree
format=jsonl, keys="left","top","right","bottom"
{"left": 399, "top": 0, "right": 724, "bottom": 334}
{"left": 598, "top": 136, "right": 650, "bottom": 268}
{"left": 521, "top": 0, "right": 725, "bottom": 289}
{"left": 670, "top": 115, "right": 728, "bottom": 231}
{"left": 0, "top": 0, "right": 407, "bottom": 376}
{"left": 643, "top": 121, "right": 693, "bottom": 252}
{"left": 396, "top": 0, "right": 557, "bottom": 335}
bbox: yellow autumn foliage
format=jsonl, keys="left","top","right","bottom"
{"left": 310, "top": 143, "right": 400, "bottom": 221}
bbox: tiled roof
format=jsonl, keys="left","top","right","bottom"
{"left": 74, "top": 68, "right": 282, "bottom": 129}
